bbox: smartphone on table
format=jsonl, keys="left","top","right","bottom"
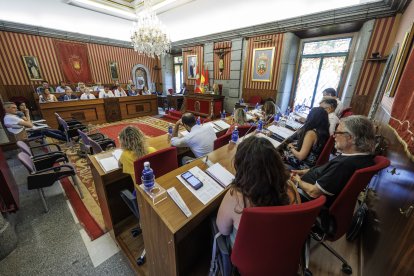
{"left": 181, "top": 171, "right": 203, "bottom": 190}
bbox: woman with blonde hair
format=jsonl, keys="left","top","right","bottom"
{"left": 226, "top": 108, "right": 250, "bottom": 134}
{"left": 118, "top": 126, "right": 156, "bottom": 183}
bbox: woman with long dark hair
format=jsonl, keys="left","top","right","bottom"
{"left": 283, "top": 106, "right": 329, "bottom": 169}
{"left": 216, "top": 136, "right": 299, "bottom": 247}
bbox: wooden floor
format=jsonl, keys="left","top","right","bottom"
{"left": 309, "top": 236, "right": 360, "bottom": 275}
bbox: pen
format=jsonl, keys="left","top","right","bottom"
{"left": 205, "top": 155, "right": 209, "bottom": 164}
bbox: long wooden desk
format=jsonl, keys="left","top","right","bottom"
{"left": 39, "top": 95, "right": 158, "bottom": 129}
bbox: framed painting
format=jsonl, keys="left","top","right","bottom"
{"left": 251, "top": 47, "right": 275, "bottom": 82}
{"left": 22, "top": 56, "right": 43, "bottom": 80}
{"left": 187, "top": 55, "right": 197, "bottom": 79}
{"left": 109, "top": 61, "right": 119, "bottom": 80}
{"left": 385, "top": 22, "right": 414, "bottom": 97}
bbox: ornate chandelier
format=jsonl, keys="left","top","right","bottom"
{"left": 131, "top": 0, "right": 171, "bottom": 58}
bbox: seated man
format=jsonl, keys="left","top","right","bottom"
{"left": 80, "top": 89, "right": 96, "bottom": 100}
{"left": 59, "top": 88, "right": 78, "bottom": 101}
{"left": 319, "top": 98, "right": 339, "bottom": 135}
{"left": 36, "top": 80, "right": 55, "bottom": 94}
{"left": 128, "top": 84, "right": 139, "bottom": 96}
{"left": 322, "top": 88, "right": 343, "bottom": 117}
{"left": 56, "top": 80, "right": 70, "bottom": 93}
{"left": 171, "top": 113, "right": 216, "bottom": 164}
{"left": 3, "top": 102, "right": 67, "bottom": 142}
{"left": 114, "top": 85, "right": 127, "bottom": 97}
{"left": 291, "top": 115, "right": 375, "bottom": 206}
{"left": 99, "top": 85, "right": 115, "bottom": 98}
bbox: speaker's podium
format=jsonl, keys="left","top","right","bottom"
{"left": 184, "top": 94, "right": 225, "bottom": 119}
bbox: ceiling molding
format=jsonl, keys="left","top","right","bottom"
{"left": 171, "top": 0, "right": 410, "bottom": 50}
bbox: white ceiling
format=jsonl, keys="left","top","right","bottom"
{"left": 0, "top": 0, "right": 379, "bottom": 42}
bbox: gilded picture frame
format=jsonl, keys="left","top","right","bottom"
{"left": 22, "top": 55, "right": 43, "bottom": 81}
{"left": 187, "top": 55, "right": 197, "bottom": 79}
{"left": 251, "top": 47, "right": 275, "bottom": 82}
{"left": 385, "top": 22, "right": 414, "bottom": 97}
{"left": 109, "top": 61, "right": 119, "bottom": 80}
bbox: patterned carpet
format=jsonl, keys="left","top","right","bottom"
{"left": 65, "top": 116, "right": 169, "bottom": 235}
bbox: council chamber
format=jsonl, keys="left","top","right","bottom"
{"left": 0, "top": 0, "right": 413, "bottom": 275}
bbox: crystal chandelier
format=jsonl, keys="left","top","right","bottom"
{"left": 131, "top": 0, "right": 171, "bottom": 58}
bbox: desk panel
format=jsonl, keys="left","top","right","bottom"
{"left": 119, "top": 95, "right": 158, "bottom": 119}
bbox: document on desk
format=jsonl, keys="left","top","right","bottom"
{"left": 176, "top": 166, "right": 224, "bottom": 205}
{"left": 267, "top": 125, "right": 295, "bottom": 139}
{"left": 205, "top": 163, "right": 234, "bottom": 188}
{"left": 112, "top": 149, "right": 123, "bottom": 161}
{"left": 204, "top": 122, "right": 221, "bottom": 133}
{"left": 256, "top": 133, "right": 281, "bottom": 148}
{"left": 97, "top": 156, "right": 119, "bottom": 173}
{"left": 212, "top": 120, "right": 230, "bottom": 130}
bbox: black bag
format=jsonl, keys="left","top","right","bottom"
{"left": 346, "top": 203, "right": 368, "bottom": 241}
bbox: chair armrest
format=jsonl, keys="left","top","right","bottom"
{"left": 30, "top": 143, "right": 62, "bottom": 152}
{"left": 34, "top": 163, "right": 75, "bottom": 174}
{"left": 88, "top": 133, "right": 105, "bottom": 140}
{"left": 33, "top": 151, "right": 68, "bottom": 162}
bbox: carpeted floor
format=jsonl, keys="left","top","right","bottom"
{"left": 64, "top": 116, "right": 170, "bottom": 239}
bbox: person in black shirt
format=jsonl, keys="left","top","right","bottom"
{"left": 291, "top": 115, "right": 375, "bottom": 206}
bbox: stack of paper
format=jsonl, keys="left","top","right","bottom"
{"left": 212, "top": 120, "right": 230, "bottom": 130}
{"left": 97, "top": 156, "right": 119, "bottom": 173}
{"left": 205, "top": 163, "right": 235, "bottom": 188}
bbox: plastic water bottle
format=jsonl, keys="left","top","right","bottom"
{"left": 168, "top": 124, "right": 173, "bottom": 136}
{"left": 231, "top": 108, "right": 235, "bottom": 118}
{"left": 285, "top": 107, "right": 291, "bottom": 117}
{"left": 231, "top": 126, "right": 239, "bottom": 143}
{"left": 142, "top": 162, "right": 154, "bottom": 190}
{"left": 255, "top": 102, "right": 259, "bottom": 110}
{"left": 222, "top": 110, "right": 226, "bottom": 120}
{"left": 196, "top": 116, "right": 201, "bottom": 125}
{"left": 244, "top": 106, "right": 248, "bottom": 113}
{"left": 257, "top": 119, "right": 263, "bottom": 132}
{"left": 274, "top": 113, "right": 280, "bottom": 124}
{"left": 64, "top": 95, "right": 69, "bottom": 101}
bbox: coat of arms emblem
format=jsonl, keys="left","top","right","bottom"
{"left": 256, "top": 53, "right": 268, "bottom": 76}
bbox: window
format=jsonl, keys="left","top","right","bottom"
{"left": 174, "top": 56, "right": 183, "bottom": 92}
{"left": 293, "top": 37, "right": 352, "bottom": 108}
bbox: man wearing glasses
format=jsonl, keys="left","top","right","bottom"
{"left": 291, "top": 115, "right": 375, "bottom": 206}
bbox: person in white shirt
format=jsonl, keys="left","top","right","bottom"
{"left": 322, "top": 88, "right": 343, "bottom": 117}
{"left": 320, "top": 98, "right": 339, "bottom": 135}
{"left": 80, "top": 89, "right": 96, "bottom": 100}
{"left": 171, "top": 113, "right": 217, "bottom": 164}
{"left": 56, "top": 80, "right": 70, "bottom": 93}
{"left": 141, "top": 86, "right": 151, "bottom": 95}
{"left": 99, "top": 86, "right": 115, "bottom": 98}
{"left": 114, "top": 85, "right": 127, "bottom": 97}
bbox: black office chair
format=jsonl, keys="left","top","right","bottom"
{"left": 120, "top": 189, "right": 146, "bottom": 266}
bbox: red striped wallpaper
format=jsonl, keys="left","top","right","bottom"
{"left": 354, "top": 17, "right": 397, "bottom": 97}
{"left": 182, "top": 45, "right": 204, "bottom": 87}
{"left": 0, "top": 31, "right": 160, "bottom": 86}
{"left": 243, "top": 33, "right": 284, "bottom": 90}
{"left": 213, "top": 41, "right": 232, "bottom": 80}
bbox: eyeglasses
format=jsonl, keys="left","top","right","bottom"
{"left": 333, "top": 131, "right": 350, "bottom": 136}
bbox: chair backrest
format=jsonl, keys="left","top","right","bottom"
{"left": 231, "top": 196, "right": 326, "bottom": 275}
{"left": 16, "top": 141, "right": 32, "bottom": 156}
{"left": 340, "top": 107, "right": 353, "bottom": 118}
{"left": 133, "top": 147, "right": 178, "bottom": 184}
{"left": 249, "top": 95, "right": 262, "bottom": 105}
{"left": 214, "top": 133, "right": 232, "bottom": 150}
{"left": 57, "top": 116, "right": 69, "bottom": 131}
{"left": 328, "top": 155, "right": 390, "bottom": 240}
{"left": 17, "top": 152, "right": 35, "bottom": 173}
{"left": 77, "top": 129, "right": 91, "bottom": 146}
{"left": 238, "top": 125, "right": 257, "bottom": 137}
{"left": 88, "top": 137, "right": 103, "bottom": 154}
{"left": 315, "top": 135, "right": 335, "bottom": 166}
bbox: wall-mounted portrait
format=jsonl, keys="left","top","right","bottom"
{"left": 109, "top": 61, "right": 119, "bottom": 80}
{"left": 22, "top": 56, "right": 43, "bottom": 80}
{"left": 187, "top": 55, "right": 197, "bottom": 79}
{"left": 251, "top": 47, "right": 275, "bottom": 82}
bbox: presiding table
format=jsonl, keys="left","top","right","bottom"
{"left": 185, "top": 94, "right": 225, "bottom": 118}
{"left": 39, "top": 95, "right": 158, "bottom": 129}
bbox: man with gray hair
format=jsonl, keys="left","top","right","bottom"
{"left": 291, "top": 115, "right": 375, "bottom": 206}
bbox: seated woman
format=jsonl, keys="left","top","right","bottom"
{"left": 216, "top": 136, "right": 300, "bottom": 247}
{"left": 226, "top": 108, "right": 250, "bottom": 134}
{"left": 261, "top": 100, "right": 277, "bottom": 122}
{"left": 142, "top": 86, "right": 151, "bottom": 95}
{"left": 39, "top": 88, "right": 57, "bottom": 103}
{"left": 17, "top": 102, "right": 31, "bottom": 121}
{"left": 282, "top": 107, "right": 329, "bottom": 170}
{"left": 118, "top": 126, "right": 156, "bottom": 184}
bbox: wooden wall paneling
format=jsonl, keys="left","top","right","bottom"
{"left": 242, "top": 33, "right": 284, "bottom": 103}
{"left": 213, "top": 41, "right": 232, "bottom": 80}
{"left": 351, "top": 17, "right": 398, "bottom": 115}
{"left": 182, "top": 46, "right": 204, "bottom": 90}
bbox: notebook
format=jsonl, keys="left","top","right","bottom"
{"left": 205, "top": 163, "right": 235, "bottom": 188}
